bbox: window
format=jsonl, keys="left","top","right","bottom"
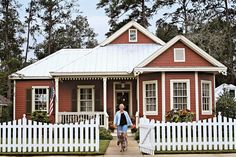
{"left": 174, "top": 48, "right": 185, "bottom": 62}
{"left": 78, "top": 85, "right": 95, "bottom": 112}
{"left": 143, "top": 80, "right": 158, "bottom": 115}
{"left": 229, "top": 90, "right": 235, "bottom": 98}
{"left": 170, "top": 80, "right": 190, "bottom": 110}
{"left": 129, "top": 29, "right": 137, "bottom": 42}
{"left": 32, "top": 86, "right": 49, "bottom": 112}
{"left": 201, "top": 81, "right": 212, "bottom": 114}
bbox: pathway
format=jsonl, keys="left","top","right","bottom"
{"left": 105, "top": 136, "right": 143, "bottom": 157}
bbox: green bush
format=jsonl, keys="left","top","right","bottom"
{"left": 166, "top": 109, "right": 194, "bottom": 122}
{"left": 216, "top": 91, "right": 236, "bottom": 119}
{"left": 31, "top": 111, "right": 49, "bottom": 123}
{"left": 134, "top": 129, "right": 139, "bottom": 141}
{"left": 99, "top": 127, "right": 113, "bottom": 140}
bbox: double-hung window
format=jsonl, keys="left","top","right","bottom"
{"left": 32, "top": 86, "right": 49, "bottom": 112}
{"left": 170, "top": 80, "right": 190, "bottom": 110}
{"left": 143, "top": 80, "right": 158, "bottom": 115}
{"left": 201, "top": 80, "right": 212, "bottom": 114}
{"left": 78, "top": 85, "right": 95, "bottom": 112}
{"left": 129, "top": 29, "right": 137, "bottom": 42}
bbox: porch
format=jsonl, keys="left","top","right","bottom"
{"left": 54, "top": 76, "right": 138, "bottom": 128}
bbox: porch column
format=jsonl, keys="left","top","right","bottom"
{"left": 195, "top": 72, "right": 199, "bottom": 121}
{"left": 161, "top": 72, "right": 166, "bottom": 121}
{"left": 55, "top": 77, "right": 59, "bottom": 123}
{"left": 103, "top": 77, "right": 107, "bottom": 113}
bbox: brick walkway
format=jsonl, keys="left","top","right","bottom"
{"left": 105, "top": 136, "right": 143, "bottom": 157}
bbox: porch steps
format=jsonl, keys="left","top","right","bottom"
{"left": 111, "top": 128, "right": 135, "bottom": 137}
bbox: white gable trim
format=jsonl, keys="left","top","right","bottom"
{"left": 99, "top": 21, "right": 165, "bottom": 46}
{"left": 137, "top": 35, "right": 227, "bottom": 69}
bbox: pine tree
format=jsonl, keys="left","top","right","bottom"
{"left": 0, "top": 0, "right": 24, "bottom": 98}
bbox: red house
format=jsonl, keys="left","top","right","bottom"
{"left": 10, "top": 21, "right": 227, "bottom": 128}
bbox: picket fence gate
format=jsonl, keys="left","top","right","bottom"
{"left": 139, "top": 113, "right": 236, "bottom": 155}
{"left": 0, "top": 114, "right": 99, "bottom": 153}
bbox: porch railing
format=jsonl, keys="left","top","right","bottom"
{"left": 58, "top": 112, "right": 109, "bottom": 129}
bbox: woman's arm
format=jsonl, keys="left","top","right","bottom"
{"left": 124, "top": 111, "right": 133, "bottom": 126}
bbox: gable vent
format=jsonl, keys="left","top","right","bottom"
{"left": 174, "top": 48, "right": 185, "bottom": 62}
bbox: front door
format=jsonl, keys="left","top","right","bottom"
{"left": 115, "top": 91, "right": 129, "bottom": 113}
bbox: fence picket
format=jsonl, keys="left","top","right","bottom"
{"left": 192, "top": 122, "right": 197, "bottom": 150}
{"left": 166, "top": 122, "right": 171, "bottom": 151}
{"left": 69, "top": 123, "right": 73, "bottom": 152}
{"left": 64, "top": 124, "right": 68, "bottom": 152}
{"left": 90, "top": 119, "right": 95, "bottom": 152}
{"left": 28, "top": 120, "right": 32, "bottom": 152}
{"left": 33, "top": 121, "right": 37, "bottom": 152}
{"left": 156, "top": 121, "right": 160, "bottom": 151}
{"left": 234, "top": 120, "right": 236, "bottom": 149}
{"left": 43, "top": 123, "right": 47, "bottom": 152}
{"left": 213, "top": 117, "right": 218, "bottom": 150}
{"left": 85, "top": 120, "right": 89, "bottom": 152}
{"left": 17, "top": 119, "right": 21, "bottom": 152}
{"left": 208, "top": 119, "right": 212, "bottom": 150}
{"left": 12, "top": 120, "right": 16, "bottom": 152}
{"left": 197, "top": 120, "right": 202, "bottom": 150}
{"left": 177, "top": 123, "right": 181, "bottom": 150}
{"left": 48, "top": 123, "right": 53, "bottom": 152}
{"left": 229, "top": 118, "right": 233, "bottom": 149}
{"left": 218, "top": 113, "right": 223, "bottom": 150}
{"left": 182, "top": 123, "right": 186, "bottom": 151}
{"left": 187, "top": 122, "right": 191, "bottom": 150}
{"left": 161, "top": 121, "right": 166, "bottom": 151}
{"left": 80, "top": 121, "right": 84, "bottom": 152}
{"left": 172, "top": 123, "right": 176, "bottom": 151}
{"left": 59, "top": 124, "right": 63, "bottom": 152}
{"left": 223, "top": 117, "right": 228, "bottom": 150}
{"left": 74, "top": 122, "right": 79, "bottom": 152}
{"left": 7, "top": 121, "right": 11, "bottom": 152}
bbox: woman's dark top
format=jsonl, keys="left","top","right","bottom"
{"left": 120, "top": 112, "right": 127, "bottom": 125}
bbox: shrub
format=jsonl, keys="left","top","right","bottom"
{"left": 31, "top": 111, "right": 49, "bottom": 123}
{"left": 99, "top": 127, "right": 113, "bottom": 140}
{"left": 166, "top": 109, "right": 194, "bottom": 122}
{"left": 216, "top": 91, "right": 236, "bottom": 119}
{"left": 134, "top": 128, "right": 139, "bottom": 141}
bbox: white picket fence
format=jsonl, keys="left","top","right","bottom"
{"left": 0, "top": 114, "right": 99, "bottom": 153}
{"left": 139, "top": 113, "right": 236, "bottom": 155}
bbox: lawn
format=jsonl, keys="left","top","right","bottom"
{"left": 0, "top": 140, "right": 110, "bottom": 155}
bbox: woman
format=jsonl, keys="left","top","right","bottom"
{"left": 114, "top": 103, "right": 133, "bottom": 145}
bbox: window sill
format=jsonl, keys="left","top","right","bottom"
{"left": 201, "top": 111, "right": 212, "bottom": 115}
{"left": 145, "top": 112, "right": 158, "bottom": 116}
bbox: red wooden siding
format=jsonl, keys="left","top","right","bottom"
{"left": 15, "top": 80, "right": 52, "bottom": 120}
{"left": 198, "top": 73, "right": 215, "bottom": 119}
{"left": 146, "top": 41, "right": 214, "bottom": 67}
{"left": 138, "top": 73, "right": 162, "bottom": 120}
{"left": 111, "top": 27, "right": 156, "bottom": 44}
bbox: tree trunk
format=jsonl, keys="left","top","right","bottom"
{"left": 141, "top": 0, "right": 146, "bottom": 27}
{"left": 183, "top": 0, "right": 188, "bottom": 34}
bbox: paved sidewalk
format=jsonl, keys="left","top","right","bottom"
{"left": 105, "top": 136, "right": 143, "bottom": 157}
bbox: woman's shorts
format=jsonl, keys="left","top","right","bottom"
{"left": 117, "top": 125, "right": 128, "bottom": 133}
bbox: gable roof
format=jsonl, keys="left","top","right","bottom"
{"left": 100, "top": 21, "right": 165, "bottom": 46}
{"left": 137, "top": 35, "right": 227, "bottom": 69}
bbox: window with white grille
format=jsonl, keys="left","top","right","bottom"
{"left": 174, "top": 48, "right": 185, "bottom": 62}
{"left": 129, "top": 29, "right": 137, "bottom": 42}
{"left": 32, "top": 86, "right": 49, "bottom": 112}
{"left": 201, "top": 80, "right": 212, "bottom": 114}
{"left": 170, "top": 80, "right": 190, "bottom": 110}
{"left": 143, "top": 80, "right": 158, "bottom": 115}
{"left": 78, "top": 86, "right": 95, "bottom": 112}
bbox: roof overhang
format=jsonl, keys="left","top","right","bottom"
{"left": 134, "top": 67, "right": 227, "bottom": 75}
{"left": 50, "top": 71, "right": 133, "bottom": 77}
{"left": 9, "top": 75, "right": 52, "bottom": 80}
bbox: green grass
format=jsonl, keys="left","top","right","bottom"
{"left": 0, "top": 140, "right": 110, "bottom": 155}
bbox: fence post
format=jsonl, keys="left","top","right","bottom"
{"left": 95, "top": 114, "right": 100, "bottom": 152}
{"left": 150, "top": 119, "right": 155, "bottom": 155}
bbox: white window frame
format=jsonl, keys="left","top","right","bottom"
{"left": 174, "top": 48, "right": 185, "bottom": 62}
{"left": 32, "top": 86, "right": 49, "bottom": 113}
{"left": 129, "top": 29, "right": 138, "bottom": 42}
{"left": 201, "top": 80, "right": 212, "bottom": 115}
{"left": 142, "top": 80, "right": 158, "bottom": 115}
{"left": 77, "top": 85, "right": 95, "bottom": 112}
{"left": 170, "top": 79, "right": 190, "bottom": 110}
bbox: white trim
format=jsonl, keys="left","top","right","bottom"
{"left": 195, "top": 72, "right": 199, "bottom": 121}
{"left": 103, "top": 77, "right": 107, "bottom": 113}
{"left": 201, "top": 80, "right": 212, "bottom": 115}
{"left": 100, "top": 21, "right": 165, "bottom": 46}
{"left": 142, "top": 80, "right": 158, "bottom": 115}
{"left": 161, "top": 72, "right": 165, "bottom": 121}
{"left": 136, "top": 75, "right": 140, "bottom": 114}
{"left": 13, "top": 80, "right": 16, "bottom": 120}
{"left": 174, "top": 48, "right": 185, "bottom": 62}
{"left": 129, "top": 29, "right": 138, "bottom": 42}
{"left": 134, "top": 67, "right": 227, "bottom": 73}
{"left": 51, "top": 72, "right": 132, "bottom": 76}
{"left": 77, "top": 85, "right": 95, "bottom": 112}
{"left": 213, "top": 74, "right": 216, "bottom": 114}
{"left": 137, "top": 35, "right": 227, "bottom": 70}
{"left": 32, "top": 86, "right": 50, "bottom": 113}
{"left": 113, "top": 82, "right": 133, "bottom": 116}
{"left": 55, "top": 78, "right": 59, "bottom": 123}
{"left": 9, "top": 76, "right": 52, "bottom": 80}
{"left": 170, "top": 79, "right": 190, "bottom": 110}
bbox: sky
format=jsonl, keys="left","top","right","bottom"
{"left": 19, "top": 0, "right": 167, "bottom": 59}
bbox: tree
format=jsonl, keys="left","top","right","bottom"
{"left": 35, "top": 15, "right": 98, "bottom": 58}
{"left": 24, "top": 0, "right": 39, "bottom": 64}
{"left": 35, "top": 0, "right": 76, "bottom": 59}
{"left": 97, "top": 0, "right": 157, "bottom": 37}
{"left": 0, "top": 0, "right": 24, "bottom": 98}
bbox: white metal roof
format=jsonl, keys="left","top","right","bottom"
{"left": 215, "top": 83, "right": 236, "bottom": 100}
{"left": 51, "top": 44, "right": 162, "bottom": 76}
{"left": 10, "top": 49, "right": 91, "bottom": 79}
